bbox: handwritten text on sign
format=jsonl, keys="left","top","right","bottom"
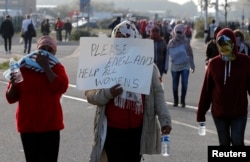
{"left": 76, "top": 37, "right": 154, "bottom": 94}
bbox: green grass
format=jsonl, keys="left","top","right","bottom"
{"left": 0, "top": 57, "right": 20, "bottom": 70}
{"left": 0, "top": 61, "right": 9, "bottom": 70}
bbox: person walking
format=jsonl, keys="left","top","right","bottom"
{"left": 197, "top": 28, "right": 250, "bottom": 146}
{"left": 161, "top": 20, "right": 172, "bottom": 44}
{"left": 55, "top": 18, "right": 64, "bottom": 41}
{"left": 145, "top": 20, "right": 154, "bottom": 38}
{"left": 184, "top": 24, "right": 192, "bottom": 44}
{"left": 41, "top": 18, "right": 50, "bottom": 36}
{"left": 21, "top": 14, "right": 35, "bottom": 54}
{"left": 148, "top": 25, "right": 167, "bottom": 78}
{"left": 86, "top": 20, "right": 172, "bottom": 162}
{"left": 205, "top": 26, "right": 222, "bottom": 69}
{"left": 0, "top": 15, "right": 14, "bottom": 54}
{"left": 63, "top": 19, "right": 72, "bottom": 41}
{"left": 205, "top": 19, "right": 217, "bottom": 43}
{"left": 233, "top": 29, "right": 250, "bottom": 55}
{"left": 5, "top": 35, "right": 69, "bottom": 162}
{"left": 108, "top": 16, "right": 121, "bottom": 31}
{"left": 165, "top": 23, "right": 195, "bottom": 107}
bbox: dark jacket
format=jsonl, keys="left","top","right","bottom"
{"left": 0, "top": 18, "right": 14, "bottom": 38}
{"left": 205, "top": 39, "right": 219, "bottom": 64}
{"left": 108, "top": 18, "right": 121, "bottom": 30}
{"left": 64, "top": 22, "right": 72, "bottom": 32}
{"left": 197, "top": 28, "right": 250, "bottom": 121}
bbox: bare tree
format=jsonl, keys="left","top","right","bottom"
{"left": 220, "top": 0, "right": 230, "bottom": 26}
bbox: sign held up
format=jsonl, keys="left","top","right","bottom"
{"left": 76, "top": 37, "right": 154, "bottom": 94}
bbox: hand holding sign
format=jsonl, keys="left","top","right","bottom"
{"left": 110, "top": 84, "right": 123, "bottom": 97}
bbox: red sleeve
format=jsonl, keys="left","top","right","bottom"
{"left": 48, "top": 64, "right": 69, "bottom": 94}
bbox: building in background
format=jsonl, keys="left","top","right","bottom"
{"left": 0, "top": 0, "right": 36, "bottom": 17}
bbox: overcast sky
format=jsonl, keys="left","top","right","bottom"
{"left": 92, "top": 0, "right": 195, "bottom": 4}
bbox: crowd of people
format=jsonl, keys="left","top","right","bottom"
{"left": 2, "top": 13, "right": 250, "bottom": 162}
{"left": 129, "top": 16, "right": 195, "bottom": 108}
{"left": 0, "top": 14, "right": 73, "bottom": 55}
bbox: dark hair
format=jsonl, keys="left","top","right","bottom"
{"left": 214, "top": 26, "right": 222, "bottom": 38}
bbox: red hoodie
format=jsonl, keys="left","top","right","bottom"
{"left": 197, "top": 28, "right": 250, "bottom": 121}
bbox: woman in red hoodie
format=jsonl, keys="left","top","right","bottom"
{"left": 5, "top": 35, "right": 69, "bottom": 162}
{"left": 197, "top": 28, "right": 250, "bottom": 146}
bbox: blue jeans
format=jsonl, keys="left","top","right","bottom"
{"left": 212, "top": 115, "right": 247, "bottom": 146}
{"left": 171, "top": 69, "right": 189, "bottom": 104}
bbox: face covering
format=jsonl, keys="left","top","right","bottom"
{"left": 216, "top": 35, "right": 236, "bottom": 61}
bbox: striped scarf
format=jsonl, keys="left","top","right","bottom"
{"left": 3, "top": 50, "right": 60, "bottom": 80}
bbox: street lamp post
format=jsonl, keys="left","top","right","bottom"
{"left": 215, "top": 0, "right": 219, "bottom": 26}
{"left": 204, "top": 0, "right": 208, "bottom": 43}
{"left": 242, "top": 8, "right": 245, "bottom": 30}
{"left": 5, "top": 0, "right": 8, "bottom": 16}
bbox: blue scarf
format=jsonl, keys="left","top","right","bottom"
{"left": 3, "top": 50, "right": 60, "bottom": 80}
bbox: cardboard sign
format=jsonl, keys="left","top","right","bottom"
{"left": 76, "top": 37, "right": 154, "bottom": 94}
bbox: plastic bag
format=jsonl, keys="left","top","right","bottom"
{"left": 19, "top": 37, "right": 23, "bottom": 44}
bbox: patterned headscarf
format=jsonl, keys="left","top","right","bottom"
{"left": 111, "top": 20, "right": 141, "bottom": 38}
{"left": 37, "top": 35, "right": 57, "bottom": 54}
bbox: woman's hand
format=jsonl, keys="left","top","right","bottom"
{"left": 110, "top": 84, "right": 123, "bottom": 97}
{"left": 6, "top": 73, "right": 19, "bottom": 101}
{"left": 36, "top": 52, "right": 57, "bottom": 83}
{"left": 36, "top": 52, "right": 49, "bottom": 69}
{"left": 161, "top": 125, "right": 172, "bottom": 135}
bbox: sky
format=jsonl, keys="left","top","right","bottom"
{"left": 169, "top": 0, "right": 198, "bottom": 5}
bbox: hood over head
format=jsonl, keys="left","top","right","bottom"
{"left": 215, "top": 28, "right": 239, "bottom": 85}
{"left": 233, "top": 29, "right": 244, "bottom": 41}
{"left": 174, "top": 23, "right": 185, "bottom": 35}
{"left": 216, "top": 28, "right": 238, "bottom": 61}
{"left": 168, "top": 24, "right": 186, "bottom": 48}
{"left": 233, "top": 29, "right": 245, "bottom": 46}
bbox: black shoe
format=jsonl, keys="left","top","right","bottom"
{"left": 181, "top": 102, "right": 185, "bottom": 107}
{"left": 173, "top": 103, "right": 178, "bottom": 107}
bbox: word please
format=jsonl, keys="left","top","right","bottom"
{"left": 212, "top": 150, "right": 246, "bottom": 158}
{"left": 91, "top": 43, "right": 128, "bottom": 56}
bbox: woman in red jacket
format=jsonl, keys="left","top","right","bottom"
{"left": 5, "top": 35, "right": 69, "bottom": 162}
{"left": 197, "top": 28, "right": 250, "bottom": 146}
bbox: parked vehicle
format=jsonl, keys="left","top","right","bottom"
{"left": 72, "top": 17, "right": 98, "bottom": 28}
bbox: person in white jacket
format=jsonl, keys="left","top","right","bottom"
{"left": 85, "top": 20, "right": 172, "bottom": 162}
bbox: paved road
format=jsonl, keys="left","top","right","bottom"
{"left": 0, "top": 36, "right": 249, "bottom": 162}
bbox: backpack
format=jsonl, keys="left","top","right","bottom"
{"left": 27, "top": 20, "right": 36, "bottom": 37}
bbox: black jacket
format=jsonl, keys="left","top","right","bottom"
{"left": 0, "top": 19, "right": 14, "bottom": 38}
